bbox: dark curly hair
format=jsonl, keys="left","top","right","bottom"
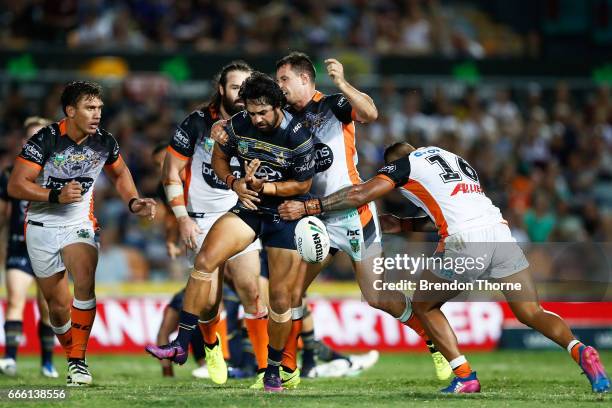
{"left": 238, "top": 71, "right": 286, "bottom": 108}
{"left": 60, "top": 81, "right": 103, "bottom": 115}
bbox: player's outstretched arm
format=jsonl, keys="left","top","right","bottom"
{"left": 8, "top": 160, "right": 82, "bottom": 204}
{"left": 278, "top": 176, "right": 393, "bottom": 220}
{"left": 104, "top": 156, "right": 156, "bottom": 220}
{"left": 325, "top": 58, "right": 378, "bottom": 123}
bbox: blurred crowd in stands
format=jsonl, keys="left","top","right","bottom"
{"left": 1, "top": 0, "right": 532, "bottom": 57}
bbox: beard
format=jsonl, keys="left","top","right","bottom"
{"left": 222, "top": 96, "right": 243, "bottom": 116}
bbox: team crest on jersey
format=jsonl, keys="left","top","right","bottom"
{"left": 350, "top": 238, "right": 360, "bottom": 253}
{"left": 52, "top": 154, "right": 66, "bottom": 167}
{"left": 276, "top": 151, "right": 287, "bottom": 166}
{"left": 76, "top": 229, "right": 91, "bottom": 239}
{"left": 203, "top": 138, "right": 214, "bottom": 153}
{"left": 238, "top": 140, "right": 249, "bottom": 155}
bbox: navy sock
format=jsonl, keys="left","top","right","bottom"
{"left": 190, "top": 327, "right": 206, "bottom": 362}
{"left": 265, "top": 345, "right": 283, "bottom": 377}
{"left": 4, "top": 321, "right": 22, "bottom": 360}
{"left": 176, "top": 311, "right": 199, "bottom": 352}
{"left": 38, "top": 322, "right": 55, "bottom": 365}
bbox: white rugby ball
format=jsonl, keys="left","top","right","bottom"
{"left": 294, "top": 216, "right": 330, "bottom": 263}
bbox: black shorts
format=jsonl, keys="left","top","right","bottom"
{"left": 167, "top": 289, "right": 186, "bottom": 312}
{"left": 230, "top": 205, "right": 298, "bottom": 250}
{"left": 6, "top": 250, "right": 34, "bottom": 277}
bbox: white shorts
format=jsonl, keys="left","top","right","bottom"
{"left": 432, "top": 222, "right": 529, "bottom": 283}
{"left": 321, "top": 202, "right": 382, "bottom": 262}
{"left": 25, "top": 221, "right": 98, "bottom": 278}
{"left": 186, "top": 212, "right": 262, "bottom": 267}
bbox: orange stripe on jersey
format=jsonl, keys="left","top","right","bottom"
{"left": 58, "top": 118, "right": 67, "bottom": 135}
{"left": 89, "top": 192, "right": 99, "bottom": 230}
{"left": 183, "top": 158, "right": 193, "bottom": 205}
{"left": 167, "top": 145, "right": 189, "bottom": 161}
{"left": 103, "top": 154, "right": 124, "bottom": 170}
{"left": 342, "top": 122, "right": 361, "bottom": 186}
{"left": 351, "top": 109, "right": 357, "bottom": 121}
{"left": 402, "top": 179, "right": 449, "bottom": 238}
{"left": 16, "top": 156, "right": 42, "bottom": 170}
{"left": 375, "top": 174, "right": 395, "bottom": 187}
{"left": 312, "top": 91, "right": 324, "bottom": 102}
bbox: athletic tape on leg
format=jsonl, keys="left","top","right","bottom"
{"left": 52, "top": 320, "right": 72, "bottom": 335}
{"left": 191, "top": 268, "right": 213, "bottom": 281}
{"left": 291, "top": 306, "right": 304, "bottom": 320}
{"left": 269, "top": 308, "right": 292, "bottom": 323}
{"left": 244, "top": 307, "right": 268, "bottom": 319}
{"left": 397, "top": 293, "right": 413, "bottom": 323}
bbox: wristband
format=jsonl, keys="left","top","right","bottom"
{"left": 128, "top": 197, "right": 138, "bottom": 213}
{"left": 225, "top": 174, "right": 236, "bottom": 189}
{"left": 304, "top": 198, "right": 322, "bottom": 216}
{"left": 48, "top": 189, "right": 60, "bottom": 203}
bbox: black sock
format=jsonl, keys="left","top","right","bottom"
{"left": 316, "top": 340, "right": 349, "bottom": 362}
{"left": 4, "top": 321, "right": 22, "bottom": 360}
{"left": 38, "top": 322, "right": 55, "bottom": 366}
{"left": 176, "top": 311, "right": 199, "bottom": 352}
{"left": 190, "top": 327, "right": 206, "bottom": 362}
{"left": 204, "top": 338, "right": 219, "bottom": 349}
{"left": 301, "top": 330, "right": 316, "bottom": 368}
{"left": 265, "top": 345, "right": 283, "bottom": 377}
{"left": 426, "top": 340, "right": 439, "bottom": 354}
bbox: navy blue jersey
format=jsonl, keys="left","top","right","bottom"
{"left": 0, "top": 167, "right": 28, "bottom": 253}
{"left": 220, "top": 110, "right": 315, "bottom": 213}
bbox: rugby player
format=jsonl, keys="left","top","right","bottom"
{"left": 147, "top": 72, "right": 314, "bottom": 392}
{"left": 146, "top": 62, "right": 268, "bottom": 385}
{"left": 0, "top": 117, "right": 57, "bottom": 378}
{"left": 279, "top": 142, "right": 611, "bottom": 394}
{"left": 7, "top": 81, "right": 156, "bottom": 386}
{"left": 274, "top": 52, "right": 450, "bottom": 379}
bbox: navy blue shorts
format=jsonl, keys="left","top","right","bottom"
{"left": 6, "top": 250, "right": 34, "bottom": 277}
{"left": 230, "top": 205, "right": 298, "bottom": 250}
{"left": 167, "top": 289, "right": 185, "bottom": 312}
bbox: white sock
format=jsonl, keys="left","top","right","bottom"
{"left": 566, "top": 339, "right": 581, "bottom": 354}
{"left": 449, "top": 355, "right": 467, "bottom": 370}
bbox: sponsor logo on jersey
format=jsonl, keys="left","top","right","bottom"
{"left": 450, "top": 183, "right": 483, "bottom": 196}
{"left": 347, "top": 229, "right": 360, "bottom": 253}
{"left": 303, "top": 112, "right": 326, "bottom": 132}
{"left": 379, "top": 164, "right": 396, "bottom": 174}
{"left": 23, "top": 144, "right": 43, "bottom": 163}
{"left": 201, "top": 162, "right": 241, "bottom": 190}
{"left": 173, "top": 129, "right": 190, "bottom": 149}
{"left": 254, "top": 165, "right": 282, "bottom": 181}
{"left": 46, "top": 176, "right": 94, "bottom": 195}
{"left": 295, "top": 158, "right": 315, "bottom": 173}
{"left": 314, "top": 143, "right": 333, "bottom": 173}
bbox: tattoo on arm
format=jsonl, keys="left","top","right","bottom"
{"left": 320, "top": 185, "right": 357, "bottom": 213}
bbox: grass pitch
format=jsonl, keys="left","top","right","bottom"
{"left": 1, "top": 351, "right": 610, "bottom": 407}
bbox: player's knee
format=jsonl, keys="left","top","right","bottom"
{"left": 193, "top": 252, "right": 217, "bottom": 274}
{"left": 269, "top": 289, "right": 291, "bottom": 312}
{"left": 48, "top": 300, "right": 70, "bottom": 321}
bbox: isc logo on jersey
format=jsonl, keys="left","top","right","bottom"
{"left": 295, "top": 216, "right": 331, "bottom": 263}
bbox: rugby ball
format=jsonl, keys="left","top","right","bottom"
{"left": 294, "top": 216, "right": 330, "bottom": 263}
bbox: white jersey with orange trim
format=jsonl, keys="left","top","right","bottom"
{"left": 289, "top": 91, "right": 361, "bottom": 197}
{"left": 376, "top": 146, "right": 503, "bottom": 238}
{"left": 167, "top": 107, "right": 241, "bottom": 215}
{"left": 17, "top": 119, "right": 121, "bottom": 228}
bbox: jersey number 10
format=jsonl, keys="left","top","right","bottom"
{"left": 426, "top": 154, "right": 479, "bottom": 183}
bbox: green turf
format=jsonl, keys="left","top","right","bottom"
{"left": 0, "top": 351, "right": 610, "bottom": 407}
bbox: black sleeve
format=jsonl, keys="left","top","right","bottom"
{"left": 168, "top": 113, "right": 202, "bottom": 158}
{"left": 105, "top": 135, "right": 121, "bottom": 166}
{"left": 0, "top": 170, "right": 9, "bottom": 201}
{"left": 328, "top": 93, "right": 354, "bottom": 124}
{"left": 18, "top": 129, "right": 48, "bottom": 167}
{"left": 376, "top": 156, "right": 411, "bottom": 187}
{"left": 290, "top": 126, "right": 315, "bottom": 182}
